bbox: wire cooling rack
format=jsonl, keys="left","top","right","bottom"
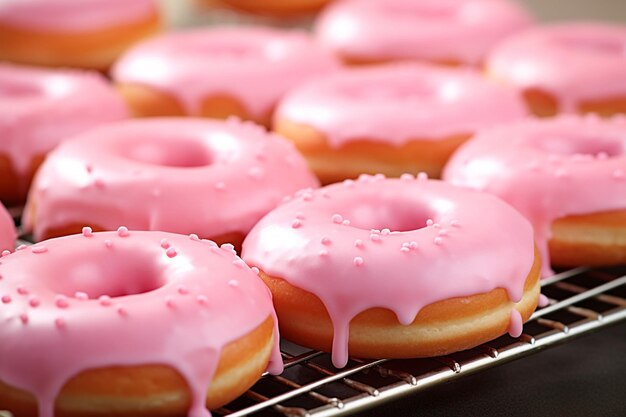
{"left": 214, "top": 266, "right": 626, "bottom": 417}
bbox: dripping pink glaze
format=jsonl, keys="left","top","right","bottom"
{"left": 0, "top": 0, "right": 157, "bottom": 32}
{"left": 274, "top": 63, "right": 528, "bottom": 147}
{"left": 314, "top": 0, "right": 533, "bottom": 66}
{"left": 0, "top": 203, "right": 16, "bottom": 253}
{"left": 0, "top": 63, "right": 128, "bottom": 184}
{"left": 0, "top": 230, "right": 282, "bottom": 417}
{"left": 242, "top": 176, "right": 535, "bottom": 368}
{"left": 508, "top": 309, "right": 523, "bottom": 338}
{"left": 443, "top": 115, "right": 626, "bottom": 276}
{"left": 538, "top": 293, "right": 550, "bottom": 308}
{"left": 112, "top": 27, "right": 341, "bottom": 118}
{"left": 487, "top": 22, "right": 626, "bottom": 112}
{"left": 23, "top": 118, "right": 319, "bottom": 242}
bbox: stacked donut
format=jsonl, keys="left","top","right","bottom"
{"left": 0, "top": 0, "right": 625, "bottom": 415}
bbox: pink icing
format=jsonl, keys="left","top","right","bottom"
{"left": 112, "top": 27, "right": 341, "bottom": 118}
{"left": 443, "top": 115, "right": 626, "bottom": 276}
{"left": 0, "top": 0, "right": 157, "bottom": 32}
{"left": 314, "top": 0, "right": 533, "bottom": 65}
{"left": 538, "top": 293, "right": 550, "bottom": 308}
{"left": 487, "top": 22, "right": 626, "bottom": 112}
{"left": 0, "top": 230, "right": 282, "bottom": 417}
{"left": 0, "top": 63, "right": 128, "bottom": 190}
{"left": 23, "top": 118, "right": 319, "bottom": 241}
{"left": 508, "top": 309, "right": 523, "bottom": 338}
{"left": 274, "top": 63, "right": 528, "bottom": 147}
{"left": 242, "top": 175, "right": 535, "bottom": 367}
{"left": 0, "top": 203, "right": 16, "bottom": 253}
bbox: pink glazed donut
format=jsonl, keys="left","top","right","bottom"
{"left": 0, "top": 230, "right": 282, "bottom": 417}
{"left": 242, "top": 175, "right": 541, "bottom": 367}
{"left": 0, "top": 202, "right": 16, "bottom": 253}
{"left": 0, "top": 0, "right": 160, "bottom": 70}
{"left": 112, "top": 26, "right": 341, "bottom": 125}
{"left": 314, "top": 0, "right": 533, "bottom": 66}
{"left": 23, "top": 118, "right": 319, "bottom": 246}
{"left": 444, "top": 115, "right": 626, "bottom": 276}
{"left": 0, "top": 63, "right": 128, "bottom": 206}
{"left": 486, "top": 22, "right": 626, "bottom": 117}
{"left": 274, "top": 63, "right": 528, "bottom": 183}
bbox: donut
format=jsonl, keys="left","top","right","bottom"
{"left": 112, "top": 27, "right": 340, "bottom": 125}
{"left": 443, "top": 115, "right": 626, "bottom": 276}
{"left": 242, "top": 175, "right": 540, "bottom": 367}
{"left": 314, "top": 0, "right": 533, "bottom": 66}
{"left": 23, "top": 118, "right": 319, "bottom": 247}
{"left": 273, "top": 63, "right": 528, "bottom": 183}
{"left": 0, "top": 229, "right": 282, "bottom": 417}
{"left": 0, "top": 0, "right": 160, "bottom": 70}
{"left": 0, "top": 202, "right": 16, "bottom": 253}
{"left": 213, "top": 0, "right": 333, "bottom": 16}
{"left": 0, "top": 63, "right": 128, "bottom": 206}
{"left": 486, "top": 22, "right": 626, "bottom": 117}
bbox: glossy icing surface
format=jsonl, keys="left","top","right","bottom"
{"left": 487, "top": 22, "right": 626, "bottom": 111}
{"left": 444, "top": 115, "right": 626, "bottom": 276}
{"left": 0, "top": 230, "right": 282, "bottom": 417}
{"left": 0, "top": 0, "right": 157, "bottom": 32}
{"left": 274, "top": 63, "right": 528, "bottom": 147}
{"left": 315, "top": 0, "right": 533, "bottom": 65}
{"left": 23, "top": 118, "right": 319, "bottom": 241}
{"left": 0, "top": 63, "right": 128, "bottom": 181}
{"left": 112, "top": 27, "right": 341, "bottom": 118}
{"left": 243, "top": 175, "right": 535, "bottom": 367}
{"left": 0, "top": 203, "right": 16, "bottom": 253}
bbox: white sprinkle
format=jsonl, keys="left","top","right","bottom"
{"left": 353, "top": 257, "right": 364, "bottom": 266}
{"left": 417, "top": 172, "right": 428, "bottom": 181}
{"left": 82, "top": 227, "right": 93, "bottom": 237}
{"left": 332, "top": 214, "right": 343, "bottom": 224}
{"left": 117, "top": 226, "right": 130, "bottom": 237}
{"left": 32, "top": 245, "right": 48, "bottom": 254}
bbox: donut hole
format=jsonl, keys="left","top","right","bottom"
{"left": 122, "top": 138, "right": 213, "bottom": 168}
{"left": 344, "top": 203, "right": 434, "bottom": 232}
{"left": 556, "top": 35, "right": 626, "bottom": 55}
{"left": 532, "top": 134, "right": 623, "bottom": 158}
{"left": 47, "top": 252, "right": 165, "bottom": 299}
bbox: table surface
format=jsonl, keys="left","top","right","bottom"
{"left": 353, "top": 321, "right": 626, "bottom": 417}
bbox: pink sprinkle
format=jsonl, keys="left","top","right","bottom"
{"left": 433, "top": 223, "right": 441, "bottom": 229}
{"left": 85, "top": 164, "right": 93, "bottom": 173}
{"left": 99, "top": 295, "right": 112, "bottom": 306}
{"left": 117, "top": 307, "right": 128, "bottom": 317}
{"left": 197, "top": 295, "right": 208, "bottom": 305}
{"left": 165, "top": 296, "right": 175, "bottom": 308}
{"left": 215, "top": 181, "right": 226, "bottom": 191}
{"left": 82, "top": 227, "right": 93, "bottom": 237}
{"left": 353, "top": 257, "right": 364, "bottom": 267}
{"left": 16, "top": 245, "right": 27, "bottom": 251}
{"left": 232, "top": 259, "right": 247, "bottom": 268}
{"left": 19, "top": 314, "right": 29, "bottom": 325}
{"left": 295, "top": 212, "right": 305, "bottom": 220}
{"left": 251, "top": 266, "right": 260, "bottom": 275}
{"left": 321, "top": 236, "right": 332, "bottom": 246}
{"left": 16, "top": 286, "right": 28, "bottom": 296}
{"left": 434, "top": 237, "right": 443, "bottom": 245}
{"left": 381, "top": 228, "right": 391, "bottom": 235}
{"left": 400, "top": 173, "right": 414, "bottom": 181}
{"left": 189, "top": 234, "right": 200, "bottom": 241}
{"left": 343, "top": 179, "right": 355, "bottom": 187}
{"left": 342, "top": 219, "right": 351, "bottom": 226}
{"left": 438, "top": 230, "right": 448, "bottom": 236}
{"left": 54, "top": 318, "right": 66, "bottom": 329}
{"left": 29, "top": 297, "right": 40, "bottom": 308}
{"left": 319, "top": 250, "right": 329, "bottom": 258}
{"left": 354, "top": 239, "right": 364, "bottom": 248}
{"left": 400, "top": 247, "right": 410, "bottom": 253}
{"left": 117, "top": 226, "right": 130, "bottom": 237}
{"left": 292, "top": 219, "right": 302, "bottom": 229}
{"left": 370, "top": 233, "right": 381, "bottom": 242}
{"left": 228, "top": 279, "right": 239, "bottom": 287}
{"left": 75, "top": 292, "right": 89, "bottom": 300}
{"left": 55, "top": 295, "right": 69, "bottom": 309}
{"left": 417, "top": 172, "right": 428, "bottom": 181}
{"left": 331, "top": 214, "right": 343, "bottom": 224}
{"left": 160, "top": 239, "right": 170, "bottom": 249}
{"left": 613, "top": 169, "right": 625, "bottom": 180}
{"left": 221, "top": 243, "right": 235, "bottom": 253}
{"left": 32, "top": 245, "right": 48, "bottom": 254}
{"left": 426, "top": 219, "right": 434, "bottom": 227}
{"left": 177, "top": 285, "right": 189, "bottom": 295}
{"left": 1, "top": 295, "right": 11, "bottom": 304}
{"left": 166, "top": 247, "right": 177, "bottom": 258}
{"left": 104, "top": 240, "right": 113, "bottom": 248}
{"left": 451, "top": 220, "right": 461, "bottom": 228}
{"left": 1, "top": 250, "right": 10, "bottom": 257}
